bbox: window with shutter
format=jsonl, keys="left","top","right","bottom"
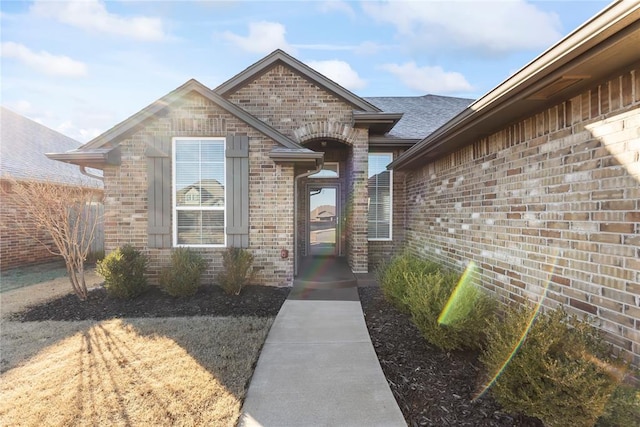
{"left": 368, "top": 153, "right": 393, "bottom": 241}
{"left": 173, "top": 137, "right": 226, "bottom": 247}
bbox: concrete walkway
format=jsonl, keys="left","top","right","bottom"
{"left": 239, "top": 257, "right": 406, "bottom": 427}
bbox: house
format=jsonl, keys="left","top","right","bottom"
{"left": 47, "top": 49, "right": 469, "bottom": 284}
{"left": 0, "top": 107, "right": 103, "bottom": 270}
{"left": 389, "top": 2, "right": 640, "bottom": 365}
{"left": 48, "top": 2, "right": 639, "bottom": 363}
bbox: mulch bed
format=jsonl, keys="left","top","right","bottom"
{"left": 11, "top": 283, "right": 542, "bottom": 426}
{"left": 11, "top": 284, "right": 290, "bottom": 321}
{"left": 359, "top": 286, "right": 543, "bottom": 427}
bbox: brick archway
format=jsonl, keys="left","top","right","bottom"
{"left": 293, "top": 121, "right": 360, "bottom": 146}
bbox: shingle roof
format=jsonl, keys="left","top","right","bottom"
{"left": 364, "top": 95, "right": 473, "bottom": 139}
{"left": 0, "top": 107, "right": 101, "bottom": 186}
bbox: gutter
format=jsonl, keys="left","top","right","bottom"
{"left": 390, "top": 1, "right": 640, "bottom": 170}
{"left": 79, "top": 166, "right": 103, "bottom": 182}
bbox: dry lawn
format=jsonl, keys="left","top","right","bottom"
{"left": 1, "top": 268, "right": 103, "bottom": 318}
{"left": 1, "top": 316, "right": 273, "bottom": 427}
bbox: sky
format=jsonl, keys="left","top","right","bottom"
{"left": 1, "top": 0, "right": 612, "bottom": 143}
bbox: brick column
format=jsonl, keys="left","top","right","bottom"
{"left": 346, "top": 130, "right": 369, "bottom": 272}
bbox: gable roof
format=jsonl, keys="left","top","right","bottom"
{"left": 392, "top": 1, "right": 640, "bottom": 170}
{"left": 83, "top": 79, "right": 302, "bottom": 151}
{"left": 48, "top": 79, "right": 317, "bottom": 168}
{"left": 215, "top": 49, "right": 382, "bottom": 113}
{"left": 365, "top": 95, "right": 473, "bottom": 139}
{"left": 0, "top": 107, "right": 101, "bottom": 187}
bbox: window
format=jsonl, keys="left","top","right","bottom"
{"left": 368, "top": 153, "right": 392, "bottom": 240}
{"left": 309, "top": 162, "right": 339, "bottom": 178}
{"left": 173, "top": 138, "right": 225, "bottom": 246}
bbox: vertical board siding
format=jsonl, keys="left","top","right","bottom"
{"left": 146, "top": 135, "right": 171, "bottom": 248}
{"left": 226, "top": 135, "right": 249, "bottom": 248}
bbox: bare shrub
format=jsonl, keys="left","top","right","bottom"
{"left": 4, "top": 178, "right": 102, "bottom": 301}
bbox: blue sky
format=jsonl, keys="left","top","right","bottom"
{"left": 1, "top": 0, "right": 611, "bottom": 143}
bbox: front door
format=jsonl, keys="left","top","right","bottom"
{"left": 308, "top": 186, "right": 338, "bottom": 256}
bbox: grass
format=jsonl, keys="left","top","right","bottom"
{"left": 0, "top": 316, "right": 273, "bottom": 426}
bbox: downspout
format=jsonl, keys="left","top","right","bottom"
{"left": 79, "top": 166, "right": 103, "bottom": 182}
{"left": 294, "top": 161, "right": 323, "bottom": 276}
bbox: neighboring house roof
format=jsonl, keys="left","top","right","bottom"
{"left": 0, "top": 106, "right": 101, "bottom": 187}
{"left": 215, "top": 49, "right": 382, "bottom": 113}
{"left": 48, "top": 79, "right": 322, "bottom": 168}
{"left": 176, "top": 179, "right": 224, "bottom": 206}
{"left": 365, "top": 95, "right": 473, "bottom": 140}
{"left": 392, "top": 1, "right": 640, "bottom": 169}
{"left": 310, "top": 205, "right": 336, "bottom": 221}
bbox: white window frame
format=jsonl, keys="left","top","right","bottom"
{"left": 172, "top": 137, "right": 226, "bottom": 248}
{"left": 309, "top": 162, "right": 340, "bottom": 179}
{"left": 368, "top": 153, "right": 393, "bottom": 241}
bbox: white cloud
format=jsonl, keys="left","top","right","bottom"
{"left": 381, "top": 62, "right": 472, "bottom": 94}
{"left": 223, "top": 21, "right": 295, "bottom": 54}
{"left": 9, "top": 100, "right": 34, "bottom": 115}
{"left": 57, "top": 120, "right": 102, "bottom": 142}
{"left": 363, "top": 0, "right": 562, "bottom": 56}
{"left": 293, "top": 41, "right": 385, "bottom": 55}
{"left": 306, "top": 60, "right": 366, "bottom": 90}
{"left": 30, "top": 0, "right": 166, "bottom": 41}
{"left": 318, "top": 1, "right": 355, "bottom": 18}
{"left": 1, "top": 42, "right": 88, "bottom": 77}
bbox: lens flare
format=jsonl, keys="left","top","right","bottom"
{"left": 438, "top": 261, "right": 477, "bottom": 326}
{"left": 472, "top": 252, "right": 559, "bottom": 402}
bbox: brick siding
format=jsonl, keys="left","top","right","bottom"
{"left": 0, "top": 180, "right": 60, "bottom": 270}
{"left": 104, "top": 92, "right": 295, "bottom": 286}
{"left": 227, "top": 64, "right": 370, "bottom": 271}
{"left": 404, "top": 68, "right": 640, "bottom": 365}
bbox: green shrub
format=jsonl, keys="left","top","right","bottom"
{"left": 402, "top": 266, "right": 495, "bottom": 351}
{"left": 377, "top": 252, "right": 440, "bottom": 312}
{"left": 216, "top": 247, "right": 255, "bottom": 295}
{"left": 597, "top": 380, "right": 640, "bottom": 427}
{"left": 158, "top": 248, "right": 208, "bottom": 297}
{"left": 96, "top": 244, "right": 148, "bottom": 299}
{"left": 481, "top": 306, "right": 627, "bottom": 427}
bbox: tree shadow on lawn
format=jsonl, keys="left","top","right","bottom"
{"left": 0, "top": 315, "right": 274, "bottom": 426}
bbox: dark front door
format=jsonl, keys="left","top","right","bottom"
{"left": 308, "top": 186, "right": 338, "bottom": 256}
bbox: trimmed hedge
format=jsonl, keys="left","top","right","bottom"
{"left": 377, "top": 252, "right": 439, "bottom": 312}
{"left": 481, "top": 306, "right": 632, "bottom": 427}
{"left": 158, "top": 248, "right": 208, "bottom": 297}
{"left": 96, "top": 245, "right": 148, "bottom": 299}
{"left": 216, "top": 247, "right": 255, "bottom": 295}
{"left": 402, "top": 266, "right": 495, "bottom": 351}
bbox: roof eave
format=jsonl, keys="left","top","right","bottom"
{"left": 269, "top": 149, "right": 324, "bottom": 168}
{"left": 369, "top": 136, "right": 420, "bottom": 149}
{"left": 391, "top": 1, "right": 640, "bottom": 170}
{"left": 46, "top": 147, "right": 121, "bottom": 169}
{"left": 80, "top": 79, "right": 303, "bottom": 152}
{"left": 354, "top": 112, "right": 404, "bottom": 134}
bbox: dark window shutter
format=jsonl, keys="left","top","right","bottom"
{"left": 226, "top": 135, "right": 249, "bottom": 248}
{"left": 146, "top": 135, "right": 172, "bottom": 248}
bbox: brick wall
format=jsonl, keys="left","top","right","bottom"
{"left": 104, "top": 92, "right": 295, "bottom": 286}
{"left": 226, "top": 64, "right": 353, "bottom": 140}
{"left": 345, "top": 130, "right": 370, "bottom": 272}
{"left": 227, "top": 64, "right": 371, "bottom": 271}
{"left": 404, "top": 68, "right": 640, "bottom": 365}
{"left": 0, "top": 180, "right": 60, "bottom": 270}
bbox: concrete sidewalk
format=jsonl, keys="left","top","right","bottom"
{"left": 239, "top": 271, "right": 406, "bottom": 426}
